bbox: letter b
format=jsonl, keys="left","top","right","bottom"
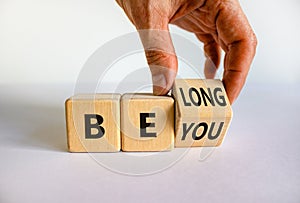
{"left": 85, "top": 114, "right": 105, "bottom": 139}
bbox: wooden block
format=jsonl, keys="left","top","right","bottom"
{"left": 172, "top": 79, "right": 232, "bottom": 147}
{"left": 121, "top": 93, "right": 174, "bottom": 151}
{"left": 65, "top": 94, "right": 121, "bottom": 152}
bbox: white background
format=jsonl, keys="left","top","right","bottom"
{"left": 0, "top": 0, "right": 300, "bottom": 85}
{"left": 0, "top": 0, "right": 299, "bottom": 203}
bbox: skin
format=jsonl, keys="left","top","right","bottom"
{"left": 116, "top": 0, "right": 257, "bottom": 104}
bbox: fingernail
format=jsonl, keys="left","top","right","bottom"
{"left": 152, "top": 73, "right": 168, "bottom": 95}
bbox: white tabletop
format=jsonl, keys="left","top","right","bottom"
{"left": 0, "top": 83, "right": 299, "bottom": 203}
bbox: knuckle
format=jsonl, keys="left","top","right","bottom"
{"left": 251, "top": 32, "right": 258, "bottom": 48}
{"left": 145, "top": 50, "right": 166, "bottom": 64}
{"left": 243, "top": 31, "right": 258, "bottom": 50}
{"left": 145, "top": 50, "right": 177, "bottom": 67}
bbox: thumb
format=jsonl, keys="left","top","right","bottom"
{"left": 137, "top": 28, "right": 177, "bottom": 95}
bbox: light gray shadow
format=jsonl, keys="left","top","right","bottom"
{"left": 0, "top": 101, "right": 66, "bottom": 152}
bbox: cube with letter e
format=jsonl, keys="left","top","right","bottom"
{"left": 121, "top": 93, "right": 174, "bottom": 151}
{"left": 172, "top": 79, "right": 232, "bottom": 147}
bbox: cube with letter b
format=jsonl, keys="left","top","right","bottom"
{"left": 65, "top": 94, "right": 121, "bottom": 152}
{"left": 172, "top": 79, "right": 232, "bottom": 147}
{"left": 121, "top": 93, "right": 174, "bottom": 151}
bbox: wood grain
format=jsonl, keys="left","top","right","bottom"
{"left": 121, "top": 93, "right": 174, "bottom": 152}
{"left": 172, "top": 79, "right": 232, "bottom": 147}
{"left": 65, "top": 94, "right": 121, "bottom": 152}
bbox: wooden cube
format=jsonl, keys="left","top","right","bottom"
{"left": 121, "top": 93, "right": 174, "bottom": 151}
{"left": 172, "top": 79, "right": 232, "bottom": 147}
{"left": 65, "top": 94, "right": 121, "bottom": 152}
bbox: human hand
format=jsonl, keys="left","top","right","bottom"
{"left": 116, "top": 0, "right": 257, "bottom": 104}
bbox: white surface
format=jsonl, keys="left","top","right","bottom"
{"left": 0, "top": 83, "right": 299, "bottom": 203}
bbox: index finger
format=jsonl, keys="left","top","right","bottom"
{"left": 216, "top": 0, "right": 257, "bottom": 104}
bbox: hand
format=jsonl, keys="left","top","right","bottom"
{"left": 116, "top": 0, "right": 257, "bottom": 104}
